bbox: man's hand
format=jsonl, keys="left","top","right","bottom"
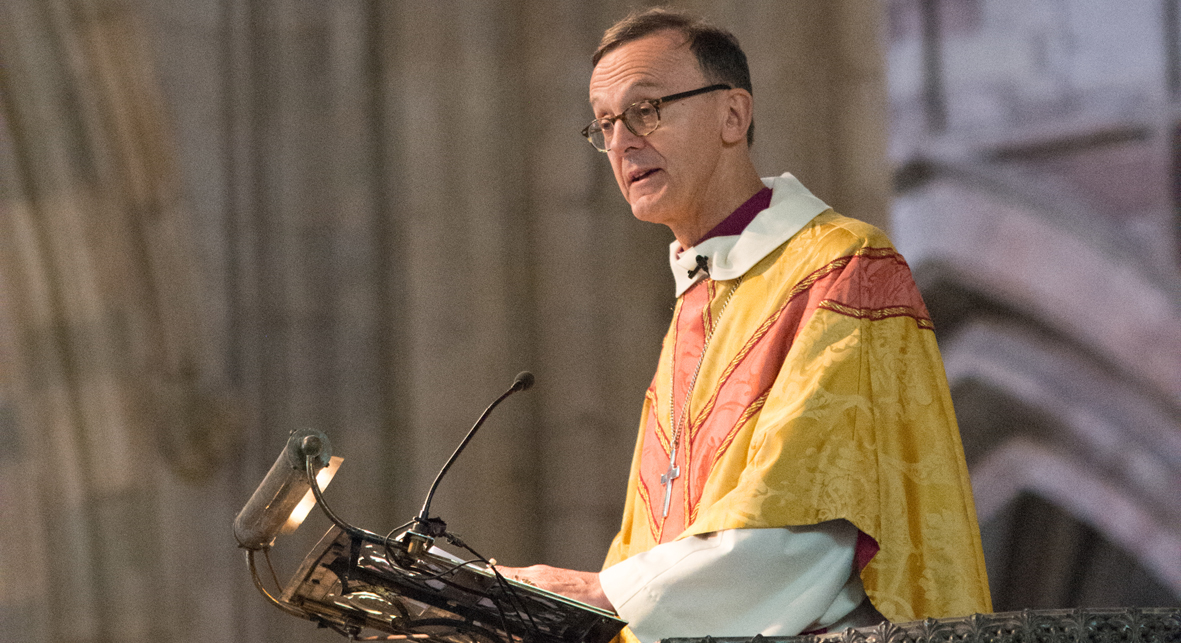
{"left": 497, "top": 565, "right": 614, "bottom": 612}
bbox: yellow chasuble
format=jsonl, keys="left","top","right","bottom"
{"left": 603, "top": 209, "right": 992, "bottom": 628}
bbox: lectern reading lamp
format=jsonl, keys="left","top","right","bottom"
{"left": 233, "top": 373, "right": 625, "bottom": 643}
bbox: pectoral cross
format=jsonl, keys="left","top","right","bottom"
{"left": 660, "top": 443, "right": 680, "bottom": 518}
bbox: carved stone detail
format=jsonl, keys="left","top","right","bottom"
{"left": 666, "top": 608, "right": 1181, "bottom": 643}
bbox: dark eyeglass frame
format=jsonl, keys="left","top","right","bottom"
{"left": 581, "top": 83, "right": 732, "bottom": 152}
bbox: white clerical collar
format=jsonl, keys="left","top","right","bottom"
{"left": 669, "top": 173, "right": 830, "bottom": 296}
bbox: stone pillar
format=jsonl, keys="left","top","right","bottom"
{"left": 689, "top": 0, "right": 894, "bottom": 232}
{"left": 0, "top": 1, "right": 896, "bottom": 641}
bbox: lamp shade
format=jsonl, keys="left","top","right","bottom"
{"left": 233, "top": 428, "right": 339, "bottom": 550}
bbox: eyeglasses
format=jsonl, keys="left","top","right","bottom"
{"left": 581, "top": 83, "right": 731, "bottom": 152}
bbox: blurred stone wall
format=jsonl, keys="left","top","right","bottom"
{"left": 0, "top": 1, "right": 892, "bottom": 641}
{"left": 886, "top": 0, "right": 1181, "bottom": 610}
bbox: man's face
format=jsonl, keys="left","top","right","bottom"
{"left": 589, "top": 32, "right": 726, "bottom": 229}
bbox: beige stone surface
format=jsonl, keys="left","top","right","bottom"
{"left": 0, "top": 1, "right": 892, "bottom": 640}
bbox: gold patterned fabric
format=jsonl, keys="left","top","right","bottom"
{"left": 604, "top": 210, "right": 991, "bottom": 626}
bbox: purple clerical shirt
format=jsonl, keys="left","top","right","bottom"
{"left": 694, "top": 187, "right": 772, "bottom": 245}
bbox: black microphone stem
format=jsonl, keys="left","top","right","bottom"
{"left": 416, "top": 372, "right": 534, "bottom": 526}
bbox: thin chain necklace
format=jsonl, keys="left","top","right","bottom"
{"left": 660, "top": 277, "right": 743, "bottom": 519}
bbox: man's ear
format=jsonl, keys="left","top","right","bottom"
{"left": 720, "top": 89, "right": 753, "bottom": 145}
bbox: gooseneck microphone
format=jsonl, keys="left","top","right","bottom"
{"left": 404, "top": 371, "right": 535, "bottom": 558}
{"left": 510, "top": 370, "right": 535, "bottom": 392}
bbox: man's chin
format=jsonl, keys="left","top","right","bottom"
{"left": 630, "top": 208, "right": 668, "bottom": 227}
{"left": 628, "top": 198, "right": 674, "bottom": 227}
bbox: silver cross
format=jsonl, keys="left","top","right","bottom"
{"left": 660, "top": 443, "right": 680, "bottom": 518}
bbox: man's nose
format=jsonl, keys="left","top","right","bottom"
{"left": 607, "top": 121, "right": 644, "bottom": 153}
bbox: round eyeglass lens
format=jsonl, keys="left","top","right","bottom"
{"left": 588, "top": 121, "right": 610, "bottom": 151}
{"left": 625, "top": 102, "right": 660, "bottom": 136}
{"left": 586, "top": 101, "right": 662, "bottom": 151}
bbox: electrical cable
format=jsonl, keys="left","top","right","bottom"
{"left": 262, "top": 547, "right": 284, "bottom": 592}
{"left": 381, "top": 519, "right": 418, "bottom": 570}
{"left": 445, "top": 533, "right": 542, "bottom": 640}
{"left": 412, "top": 558, "right": 488, "bottom": 581}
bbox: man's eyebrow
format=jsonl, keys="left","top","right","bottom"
{"left": 589, "top": 80, "right": 664, "bottom": 109}
{"left": 624, "top": 80, "right": 662, "bottom": 97}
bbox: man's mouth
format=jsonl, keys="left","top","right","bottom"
{"left": 629, "top": 168, "right": 659, "bottom": 185}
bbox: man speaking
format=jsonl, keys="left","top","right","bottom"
{"left": 502, "top": 8, "right": 991, "bottom": 642}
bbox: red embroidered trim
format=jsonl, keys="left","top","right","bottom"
{"left": 636, "top": 248, "right": 932, "bottom": 538}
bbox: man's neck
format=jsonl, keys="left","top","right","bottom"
{"left": 672, "top": 164, "right": 766, "bottom": 248}
{"left": 695, "top": 186, "right": 773, "bottom": 246}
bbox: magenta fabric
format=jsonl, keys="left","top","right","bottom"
{"left": 696, "top": 187, "right": 773, "bottom": 244}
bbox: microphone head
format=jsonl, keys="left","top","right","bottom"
{"left": 512, "top": 371, "right": 535, "bottom": 392}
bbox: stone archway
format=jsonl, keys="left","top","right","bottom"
{"left": 893, "top": 167, "right": 1181, "bottom": 609}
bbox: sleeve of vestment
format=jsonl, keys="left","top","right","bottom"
{"left": 598, "top": 523, "right": 864, "bottom": 643}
